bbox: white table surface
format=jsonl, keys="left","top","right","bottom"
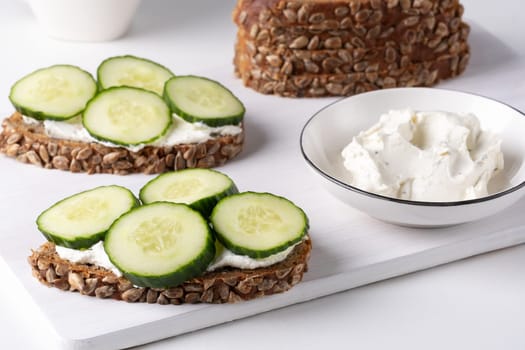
{"left": 1, "top": 0, "right": 525, "bottom": 349}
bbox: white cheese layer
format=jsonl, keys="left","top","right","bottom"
{"left": 55, "top": 241, "right": 122, "bottom": 277}
{"left": 206, "top": 240, "right": 301, "bottom": 272}
{"left": 341, "top": 109, "right": 504, "bottom": 201}
{"left": 22, "top": 114, "right": 242, "bottom": 152}
{"left": 55, "top": 240, "right": 300, "bottom": 275}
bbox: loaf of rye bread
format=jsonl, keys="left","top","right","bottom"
{"left": 0, "top": 112, "right": 244, "bottom": 175}
{"left": 29, "top": 238, "right": 311, "bottom": 304}
{"left": 232, "top": 0, "right": 470, "bottom": 97}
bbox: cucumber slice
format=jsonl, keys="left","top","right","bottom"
{"left": 104, "top": 202, "right": 215, "bottom": 288}
{"left": 210, "top": 192, "right": 308, "bottom": 259}
{"left": 97, "top": 55, "right": 174, "bottom": 96}
{"left": 139, "top": 169, "right": 238, "bottom": 217}
{"left": 36, "top": 186, "right": 138, "bottom": 249}
{"left": 83, "top": 86, "right": 172, "bottom": 146}
{"left": 9, "top": 65, "right": 97, "bottom": 121}
{"left": 164, "top": 76, "right": 245, "bottom": 127}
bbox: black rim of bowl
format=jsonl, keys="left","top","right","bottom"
{"left": 299, "top": 87, "right": 525, "bottom": 207}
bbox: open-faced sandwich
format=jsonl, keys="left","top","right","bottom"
{"left": 1, "top": 55, "right": 245, "bottom": 175}
{"left": 29, "top": 169, "right": 311, "bottom": 304}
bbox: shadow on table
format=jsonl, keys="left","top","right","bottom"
{"left": 231, "top": 118, "right": 268, "bottom": 162}
{"left": 460, "top": 21, "right": 520, "bottom": 78}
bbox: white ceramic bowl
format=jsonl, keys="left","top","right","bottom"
{"left": 300, "top": 88, "right": 525, "bottom": 227}
{"left": 27, "top": 0, "right": 142, "bottom": 42}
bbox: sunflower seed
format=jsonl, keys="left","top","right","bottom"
{"left": 355, "top": 9, "right": 371, "bottom": 23}
{"left": 122, "top": 288, "right": 144, "bottom": 302}
{"left": 6, "top": 133, "right": 21, "bottom": 145}
{"left": 297, "top": 4, "right": 310, "bottom": 24}
{"left": 102, "top": 151, "right": 121, "bottom": 165}
{"left": 307, "top": 35, "right": 319, "bottom": 50}
{"left": 52, "top": 156, "right": 70, "bottom": 170}
{"left": 309, "top": 12, "right": 325, "bottom": 24}
{"left": 4, "top": 142, "right": 20, "bottom": 157}
{"left": 334, "top": 6, "right": 349, "bottom": 17}
{"left": 283, "top": 9, "right": 297, "bottom": 22}
{"left": 266, "top": 55, "right": 283, "bottom": 67}
{"left": 68, "top": 272, "right": 85, "bottom": 292}
{"left": 289, "top": 36, "right": 308, "bottom": 49}
{"left": 403, "top": 16, "right": 420, "bottom": 27}
{"left": 324, "top": 37, "right": 342, "bottom": 49}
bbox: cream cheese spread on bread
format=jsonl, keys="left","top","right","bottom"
{"left": 206, "top": 240, "right": 303, "bottom": 272}
{"left": 55, "top": 240, "right": 300, "bottom": 274}
{"left": 22, "top": 114, "right": 242, "bottom": 152}
{"left": 55, "top": 241, "right": 122, "bottom": 276}
{"left": 341, "top": 109, "right": 504, "bottom": 201}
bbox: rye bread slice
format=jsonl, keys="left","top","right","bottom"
{"left": 0, "top": 112, "right": 244, "bottom": 175}
{"left": 234, "top": 47, "right": 469, "bottom": 97}
{"left": 232, "top": 0, "right": 465, "bottom": 30}
{"left": 28, "top": 238, "right": 312, "bottom": 304}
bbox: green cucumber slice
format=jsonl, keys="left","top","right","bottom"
{"left": 82, "top": 86, "right": 172, "bottom": 146}
{"left": 163, "top": 75, "right": 245, "bottom": 127}
{"left": 97, "top": 55, "right": 174, "bottom": 96}
{"left": 104, "top": 202, "right": 215, "bottom": 288}
{"left": 36, "top": 185, "right": 138, "bottom": 249}
{"left": 139, "top": 169, "right": 238, "bottom": 217}
{"left": 9, "top": 65, "right": 97, "bottom": 121}
{"left": 210, "top": 192, "right": 308, "bottom": 259}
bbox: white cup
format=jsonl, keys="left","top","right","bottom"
{"left": 27, "top": 0, "right": 142, "bottom": 42}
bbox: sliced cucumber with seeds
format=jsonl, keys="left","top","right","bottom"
{"left": 139, "top": 169, "right": 238, "bottom": 217}
{"left": 164, "top": 76, "right": 245, "bottom": 127}
{"left": 210, "top": 192, "right": 308, "bottom": 259}
{"left": 36, "top": 186, "right": 138, "bottom": 249}
{"left": 83, "top": 86, "right": 172, "bottom": 146}
{"left": 97, "top": 55, "right": 174, "bottom": 96}
{"left": 104, "top": 202, "right": 215, "bottom": 288}
{"left": 9, "top": 65, "right": 97, "bottom": 121}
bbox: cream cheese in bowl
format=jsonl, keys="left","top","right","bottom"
{"left": 300, "top": 88, "right": 525, "bottom": 227}
{"left": 341, "top": 109, "right": 504, "bottom": 202}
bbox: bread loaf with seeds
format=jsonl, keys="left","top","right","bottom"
{"left": 0, "top": 112, "right": 244, "bottom": 175}
{"left": 232, "top": 0, "right": 470, "bottom": 97}
{"left": 29, "top": 237, "right": 311, "bottom": 304}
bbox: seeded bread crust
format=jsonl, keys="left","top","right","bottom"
{"left": 232, "top": 0, "right": 470, "bottom": 97}
{"left": 0, "top": 112, "right": 244, "bottom": 175}
{"left": 29, "top": 238, "right": 312, "bottom": 304}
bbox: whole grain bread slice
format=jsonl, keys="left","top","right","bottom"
{"left": 235, "top": 48, "right": 469, "bottom": 97}
{"left": 29, "top": 238, "right": 311, "bottom": 304}
{"left": 232, "top": 0, "right": 465, "bottom": 29}
{"left": 0, "top": 112, "right": 244, "bottom": 175}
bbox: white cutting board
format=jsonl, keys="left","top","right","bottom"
{"left": 2, "top": 50, "right": 525, "bottom": 349}
{"left": 1, "top": 83, "right": 525, "bottom": 349}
